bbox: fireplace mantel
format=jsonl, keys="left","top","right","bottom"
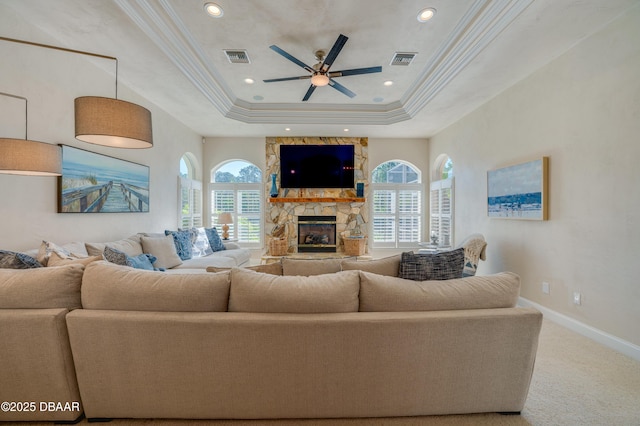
{"left": 268, "top": 197, "right": 365, "bottom": 203}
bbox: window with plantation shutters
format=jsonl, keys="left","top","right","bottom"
{"left": 430, "top": 178, "right": 454, "bottom": 247}
{"left": 209, "top": 161, "right": 262, "bottom": 248}
{"left": 371, "top": 161, "right": 423, "bottom": 248}
{"left": 179, "top": 154, "right": 203, "bottom": 229}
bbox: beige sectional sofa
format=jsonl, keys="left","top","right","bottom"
{"left": 1, "top": 255, "right": 542, "bottom": 422}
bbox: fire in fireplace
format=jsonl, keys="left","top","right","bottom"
{"left": 297, "top": 216, "right": 337, "bottom": 253}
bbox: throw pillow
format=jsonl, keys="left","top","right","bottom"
{"left": 140, "top": 235, "right": 183, "bottom": 269}
{"left": 165, "top": 230, "right": 193, "bottom": 260}
{"left": 205, "top": 227, "right": 226, "bottom": 252}
{"left": 190, "top": 227, "right": 213, "bottom": 257}
{"left": 398, "top": 248, "right": 465, "bottom": 281}
{"left": 0, "top": 250, "right": 43, "bottom": 269}
{"left": 104, "top": 246, "right": 159, "bottom": 271}
{"left": 37, "top": 240, "right": 87, "bottom": 266}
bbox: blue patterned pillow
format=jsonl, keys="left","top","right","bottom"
{"left": 104, "top": 246, "right": 162, "bottom": 271}
{"left": 165, "top": 230, "right": 193, "bottom": 260}
{"left": 205, "top": 227, "right": 226, "bottom": 252}
{"left": 0, "top": 250, "right": 43, "bottom": 269}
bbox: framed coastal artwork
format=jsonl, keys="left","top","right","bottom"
{"left": 58, "top": 145, "right": 150, "bottom": 213}
{"left": 487, "top": 157, "right": 548, "bottom": 220}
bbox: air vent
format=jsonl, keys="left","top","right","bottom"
{"left": 224, "top": 49, "right": 250, "bottom": 64}
{"left": 390, "top": 52, "right": 417, "bottom": 66}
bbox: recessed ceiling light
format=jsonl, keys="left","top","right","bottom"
{"left": 417, "top": 7, "right": 436, "bottom": 22}
{"left": 343, "top": 128, "right": 349, "bottom": 132}
{"left": 204, "top": 3, "right": 224, "bottom": 18}
{"left": 285, "top": 128, "right": 291, "bottom": 132}
{"left": 244, "top": 78, "right": 254, "bottom": 84}
{"left": 383, "top": 80, "right": 393, "bottom": 86}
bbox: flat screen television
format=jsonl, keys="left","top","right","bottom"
{"left": 280, "top": 144, "right": 355, "bottom": 188}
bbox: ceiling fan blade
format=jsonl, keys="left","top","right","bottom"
{"left": 328, "top": 79, "right": 356, "bottom": 98}
{"left": 328, "top": 66, "right": 382, "bottom": 78}
{"left": 302, "top": 85, "right": 317, "bottom": 101}
{"left": 320, "top": 34, "right": 348, "bottom": 73}
{"left": 269, "top": 45, "right": 314, "bottom": 73}
{"left": 263, "top": 75, "right": 312, "bottom": 83}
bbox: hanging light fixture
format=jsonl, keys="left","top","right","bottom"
{"left": 1, "top": 37, "right": 153, "bottom": 149}
{"left": 0, "top": 92, "right": 61, "bottom": 176}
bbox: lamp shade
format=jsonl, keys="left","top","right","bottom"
{"left": 0, "top": 138, "right": 61, "bottom": 176}
{"left": 75, "top": 96, "right": 153, "bottom": 149}
{"left": 218, "top": 212, "right": 233, "bottom": 224}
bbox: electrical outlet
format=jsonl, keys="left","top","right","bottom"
{"left": 542, "top": 281, "right": 550, "bottom": 294}
{"left": 573, "top": 292, "right": 582, "bottom": 305}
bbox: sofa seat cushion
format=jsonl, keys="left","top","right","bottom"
{"left": 0, "top": 264, "right": 84, "bottom": 310}
{"left": 341, "top": 254, "right": 401, "bottom": 277}
{"left": 229, "top": 268, "right": 360, "bottom": 313}
{"left": 359, "top": 271, "right": 521, "bottom": 312}
{"left": 81, "top": 261, "right": 230, "bottom": 312}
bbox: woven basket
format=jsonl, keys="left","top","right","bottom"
{"left": 269, "top": 238, "right": 288, "bottom": 256}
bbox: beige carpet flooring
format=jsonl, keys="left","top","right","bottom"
{"left": 23, "top": 320, "right": 640, "bottom": 426}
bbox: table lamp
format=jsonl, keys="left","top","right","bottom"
{"left": 218, "top": 212, "right": 233, "bottom": 240}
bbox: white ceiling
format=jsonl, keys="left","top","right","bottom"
{"left": 3, "top": 0, "right": 639, "bottom": 138}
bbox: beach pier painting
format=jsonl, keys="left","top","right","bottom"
{"left": 58, "top": 145, "right": 149, "bottom": 213}
{"left": 487, "top": 157, "right": 548, "bottom": 220}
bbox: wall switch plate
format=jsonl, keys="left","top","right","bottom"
{"left": 573, "top": 292, "right": 582, "bottom": 305}
{"left": 542, "top": 281, "right": 550, "bottom": 294}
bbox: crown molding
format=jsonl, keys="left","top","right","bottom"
{"left": 115, "top": 0, "right": 532, "bottom": 125}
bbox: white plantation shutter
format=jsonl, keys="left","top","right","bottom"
{"left": 372, "top": 184, "right": 422, "bottom": 248}
{"left": 179, "top": 177, "right": 202, "bottom": 228}
{"left": 210, "top": 183, "right": 262, "bottom": 247}
{"left": 430, "top": 178, "right": 454, "bottom": 247}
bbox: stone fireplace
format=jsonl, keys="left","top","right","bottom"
{"left": 297, "top": 216, "right": 337, "bottom": 253}
{"left": 265, "top": 137, "right": 368, "bottom": 255}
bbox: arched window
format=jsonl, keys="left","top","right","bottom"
{"left": 430, "top": 154, "right": 454, "bottom": 247}
{"left": 371, "top": 160, "right": 423, "bottom": 248}
{"left": 209, "top": 160, "right": 262, "bottom": 247}
{"left": 179, "top": 153, "right": 202, "bottom": 228}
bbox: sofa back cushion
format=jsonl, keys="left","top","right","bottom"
{"left": 358, "top": 271, "right": 521, "bottom": 312}
{"left": 81, "top": 261, "right": 230, "bottom": 312}
{"left": 340, "top": 254, "right": 401, "bottom": 276}
{"left": 85, "top": 235, "right": 143, "bottom": 257}
{"left": 281, "top": 257, "right": 343, "bottom": 276}
{"left": 207, "top": 262, "right": 283, "bottom": 275}
{"left": 229, "top": 268, "right": 360, "bottom": 313}
{"left": 0, "top": 264, "right": 84, "bottom": 310}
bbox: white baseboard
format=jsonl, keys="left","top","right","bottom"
{"left": 518, "top": 297, "right": 640, "bottom": 362}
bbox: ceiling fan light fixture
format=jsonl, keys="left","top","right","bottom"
{"left": 204, "top": 3, "right": 224, "bottom": 18}
{"left": 310, "top": 73, "right": 330, "bottom": 87}
{"left": 417, "top": 7, "right": 436, "bottom": 22}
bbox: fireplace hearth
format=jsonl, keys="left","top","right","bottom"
{"left": 297, "top": 216, "right": 337, "bottom": 253}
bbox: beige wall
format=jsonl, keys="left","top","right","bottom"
{"left": 0, "top": 9, "right": 203, "bottom": 251}
{"left": 429, "top": 7, "right": 640, "bottom": 345}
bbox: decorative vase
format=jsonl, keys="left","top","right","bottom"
{"left": 270, "top": 173, "right": 278, "bottom": 197}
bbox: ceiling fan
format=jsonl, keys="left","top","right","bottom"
{"left": 263, "top": 34, "right": 382, "bottom": 101}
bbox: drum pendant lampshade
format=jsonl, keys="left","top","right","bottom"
{"left": 0, "top": 138, "right": 61, "bottom": 176}
{"left": 75, "top": 96, "right": 153, "bottom": 149}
